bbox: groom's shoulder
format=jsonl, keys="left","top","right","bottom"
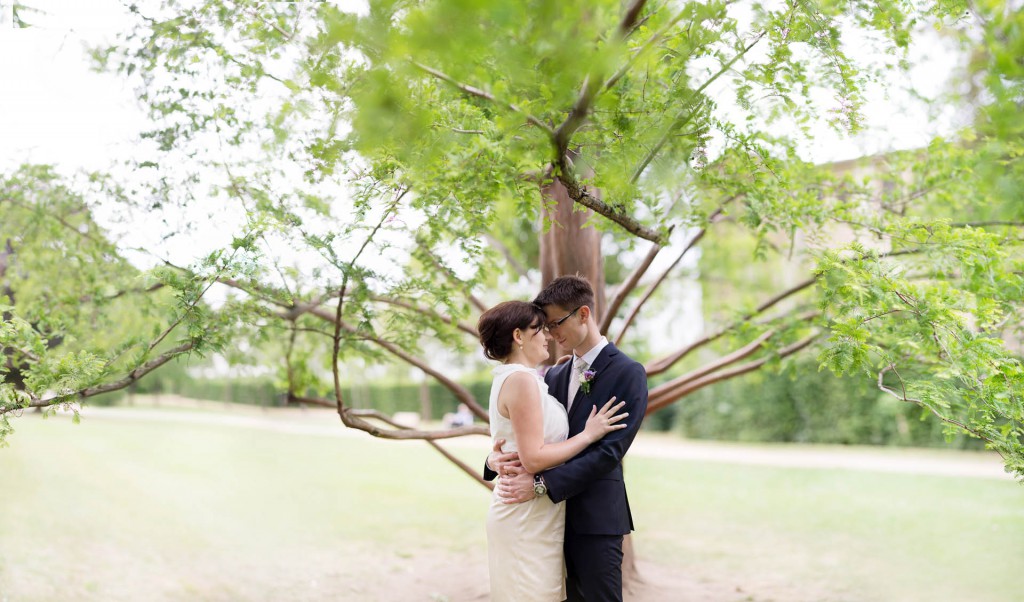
{"left": 544, "top": 361, "right": 567, "bottom": 379}
{"left": 607, "top": 346, "right": 645, "bottom": 374}
{"left": 601, "top": 345, "right": 636, "bottom": 367}
{"left": 604, "top": 343, "right": 635, "bottom": 364}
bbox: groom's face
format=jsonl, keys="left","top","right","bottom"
{"left": 542, "top": 304, "right": 585, "bottom": 352}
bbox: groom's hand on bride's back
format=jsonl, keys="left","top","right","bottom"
{"left": 496, "top": 471, "right": 536, "bottom": 504}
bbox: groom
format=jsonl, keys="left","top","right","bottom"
{"left": 485, "top": 275, "right": 649, "bottom": 601}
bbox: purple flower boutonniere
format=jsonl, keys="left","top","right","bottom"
{"left": 580, "top": 369, "right": 597, "bottom": 395}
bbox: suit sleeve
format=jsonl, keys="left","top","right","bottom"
{"left": 542, "top": 362, "right": 648, "bottom": 503}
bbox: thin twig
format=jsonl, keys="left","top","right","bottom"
{"left": 412, "top": 61, "right": 554, "bottom": 135}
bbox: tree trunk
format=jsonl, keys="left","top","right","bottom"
{"left": 539, "top": 167, "right": 606, "bottom": 316}
{"left": 538, "top": 169, "right": 641, "bottom": 584}
{"left": 419, "top": 377, "right": 432, "bottom": 422}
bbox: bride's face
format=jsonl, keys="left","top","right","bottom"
{"left": 519, "top": 320, "right": 551, "bottom": 365}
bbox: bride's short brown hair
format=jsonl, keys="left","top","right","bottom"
{"left": 478, "top": 301, "right": 546, "bottom": 361}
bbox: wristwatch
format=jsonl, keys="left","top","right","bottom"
{"left": 533, "top": 475, "right": 547, "bottom": 497}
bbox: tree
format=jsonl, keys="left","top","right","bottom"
{"left": 0, "top": 166, "right": 202, "bottom": 438}
{"left": 2, "top": 0, "right": 1022, "bottom": 488}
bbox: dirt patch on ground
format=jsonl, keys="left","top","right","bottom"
{"left": 348, "top": 551, "right": 754, "bottom": 602}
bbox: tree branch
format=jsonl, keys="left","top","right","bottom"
{"left": 412, "top": 61, "right": 554, "bottom": 136}
{"left": 877, "top": 364, "right": 999, "bottom": 453}
{"left": 300, "top": 305, "right": 488, "bottom": 422}
{"left": 630, "top": 32, "right": 766, "bottom": 185}
{"left": 603, "top": 5, "right": 690, "bottom": 92}
{"left": 648, "top": 327, "right": 779, "bottom": 401}
{"left": 3, "top": 341, "right": 195, "bottom": 414}
{"left": 417, "top": 242, "right": 488, "bottom": 313}
{"left": 949, "top": 221, "right": 1024, "bottom": 228}
{"left": 600, "top": 240, "right": 664, "bottom": 335}
{"left": 100, "top": 282, "right": 166, "bottom": 302}
{"left": 289, "top": 394, "right": 492, "bottom": 489}
{"left": 550, "top": 0, "right": 651, "bottom": 157}
{"left": 370, "top": 295, "right": 479, "bottom": 338}
{"left": 646, "top": 333, "right": 817, "bottom": 413}
{"left": 245, "top": 4, "right": 296, "bottom": 42}
{"left": 221, "top": 274, "right": 489, "bottom": 429}
{"left": 484, "top": 233, "right": 531, "bottom": 282}
{"left": 615, "top": 203, "right": 731, "bottom": 345}
{"left": 645, "top": 278, "right": 818, "bottom": 376}
{"left": 555, "top": 175, "right": 667, "bottom": 243}
{"left": 617, "top": 0, "right": 650, "bottom": 37}
{"left": 219, "top": 273, "right": 486, "bottom": 424}
{"left": 288, "top": 394, "right": 489, "bottom": 439}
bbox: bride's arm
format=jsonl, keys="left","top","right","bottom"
{"left": 501, "top": 372, "right": 626, "bottom": 474}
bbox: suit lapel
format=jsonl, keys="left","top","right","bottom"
{"left": 550, "top": 361, "right": 572, "bottom": 409}
{"left": 567, "top": 343, "right": 619, "bottom": 423}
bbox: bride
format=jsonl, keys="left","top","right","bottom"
{"left": 477, "top": 300, "right": 626, "bottom": 601}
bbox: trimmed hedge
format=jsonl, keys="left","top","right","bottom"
{"left": 91, "top": 357, "right": 985, "bottom": 450}
{"left": 668, "top": 362, "right": 986, "bottom": 449}
{"left": 344, "top": 379, "right": 493, "bottom": 419}
{"left": 93, "top": 361, "right": 493, "bottom": 418}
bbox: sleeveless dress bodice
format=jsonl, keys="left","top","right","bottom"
{"left": 489, "top": 363, "right": 569, "bottom": 453}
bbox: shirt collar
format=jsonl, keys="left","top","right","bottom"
{"left": 575, "top": 336, "right": 609, "bottom": 368}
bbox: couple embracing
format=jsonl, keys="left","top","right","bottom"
{"left": 478, "top": 276, "right": 649, "bottom": 601}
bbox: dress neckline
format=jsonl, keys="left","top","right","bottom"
{"left": 492, "top": 363, "right": 537, "bottom": 377}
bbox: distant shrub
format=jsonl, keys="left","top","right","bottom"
{"left": 669, "top": 361, "right": 986, "bottom": 449}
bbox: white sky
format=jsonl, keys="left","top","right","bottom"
{"left": 0, "top": 1, "right": 143, "bottom": 171}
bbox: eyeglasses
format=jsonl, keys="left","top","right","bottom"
{"left": 544, "top": 306, "right": 582, "bottom": 332}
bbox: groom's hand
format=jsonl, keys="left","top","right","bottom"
{"left": 487, "top": 438, "right": 522, "bottom": 476}
{"left": 496, "top": 471, "right": 536, "bottom": 504}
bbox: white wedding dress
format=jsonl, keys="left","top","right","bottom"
{"left": 487, "top": 363, "right": 569, "bottom": 602}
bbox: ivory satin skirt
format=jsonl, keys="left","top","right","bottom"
{"left": 486, "top": 490, "right": 566, "bottom": 602}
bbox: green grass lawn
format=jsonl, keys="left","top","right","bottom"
{"left": 627, "top": 458, "right": 1024, "bottom": 601}
{"left": 1, "top": 409, "right": 1021, "bottom": 601}
{"left": 0, "top": 411, "right": 490, "bottom": 601}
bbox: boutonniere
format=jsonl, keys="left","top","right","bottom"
{"left": 580, "top": 369, "right": 597, "bottom": 395}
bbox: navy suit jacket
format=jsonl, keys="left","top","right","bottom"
{"left": 485, "top": 343, "right": 648, "bottom": 536}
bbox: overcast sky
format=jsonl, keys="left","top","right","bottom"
{"left": 0, "top": 1, "right": 144, "bottom": 172}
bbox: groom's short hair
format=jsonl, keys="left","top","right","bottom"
{"left": 533, "top": 275, "right": 595, "bottom": 313}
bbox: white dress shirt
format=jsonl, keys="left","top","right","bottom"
{"left": 567, "top": 336, "right": 609, "bottom": 411}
